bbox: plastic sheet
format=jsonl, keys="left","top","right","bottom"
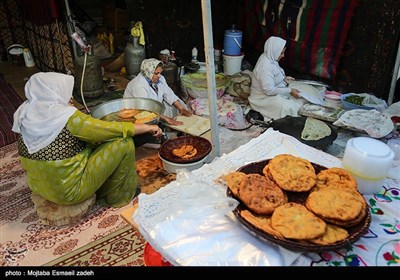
{"left": 180, "top": 73, "right": 230, "bottom": 99}
{"left": 361, "top": 93, "right": 388, "bottom": 111}
{"left": 342, "top": 93, "right": 388, "bottom": 112}
{"left": 133, "top": 169, "right": 284, "bottom": 266}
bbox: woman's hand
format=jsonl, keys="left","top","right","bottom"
{"left": 160, "top": 115, "right": 184, "bottom": 126}
{"left": 149, "top": 124, "right": 163, "bottom": 138}
{"left": 290, "top": 88, "right": 301, "bottom": 98}
{"left": 173, "top": 100, "right": 193, "bottom": 117}
{"left": 284, "top": 76, "right": 295, "bottom": 84}
{"left": 166, "top": 117, "right": 184, "bottom": 126}
{"left": 134, "top": 123, "right": 162, "bottom": 137}
{"left": 69, "top": 98, "right": 75, "bottom": 107}
{"left": 180, "top": 108, "right": 193, "bottom": 117}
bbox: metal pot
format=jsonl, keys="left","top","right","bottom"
{"left": 91, "top": 97, "right": 165, "bottom": 125}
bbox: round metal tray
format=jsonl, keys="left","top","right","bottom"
{"left": 91, "top": 97, "right": 164, "bottom": 125}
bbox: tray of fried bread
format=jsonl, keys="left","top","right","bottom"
{"left": 223, "top": 154, "right": 371, "bottom": 252}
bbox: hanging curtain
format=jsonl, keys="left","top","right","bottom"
{"left": 21, "top": 0, "right": 60, "bottom": 25}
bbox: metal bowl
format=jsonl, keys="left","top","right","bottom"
{"left": 91, "top": 97, "right": 165, "bottom": 124}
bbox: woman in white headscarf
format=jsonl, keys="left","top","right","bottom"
{"left": 124, "top": 58, "right": 192, "bottom": 125}
{"left": 12, "top": 72, "right": 162, "bottom": 207}
{"left": 248, "top": 36, "right": 305, "bottom": 120}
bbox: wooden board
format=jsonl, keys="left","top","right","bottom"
{"left": 120, "top": 204, "right": 139, "bottom": 229}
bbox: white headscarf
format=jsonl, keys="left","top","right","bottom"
{"left": 263, "top": 36, "right": 286, "bottom": 62}
{"left": 12, "top": 72, "right": 77, "bottom": 154}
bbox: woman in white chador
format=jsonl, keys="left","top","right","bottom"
{"left": 124, "top": 58, "right": 192, "bottom": 125}
{"left": 248, "top": 36, "right": 306, "bottom": 120}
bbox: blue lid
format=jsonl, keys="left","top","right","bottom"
{"left": 225, "top": 30, "right": 242, "bottom": 36}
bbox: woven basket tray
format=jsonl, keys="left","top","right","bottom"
{"left": 227, "top": 159, "right": 371, "bottom": 252}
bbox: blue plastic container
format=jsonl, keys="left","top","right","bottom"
{"left": 341, "top": 93, "right": 375, "bottom": 111}
{"left": 223, "top": 29, "right": 242, "bottom": 56}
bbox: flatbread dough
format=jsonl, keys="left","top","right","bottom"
{"left": 167, "top": 115, "right": 210, "bottom": 136}
{"left": 301, "top": 117, "right": 331, "bottom": 141}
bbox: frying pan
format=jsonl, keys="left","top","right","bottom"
{"left": 250, "top": 116, "right": 337, "bottom": 151}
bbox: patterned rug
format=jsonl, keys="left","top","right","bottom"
{"left": 44, "top": 225, "right": 145, "bottom": 266}
{"left": 0, "top": 142, "right": 174, "bottom": 267}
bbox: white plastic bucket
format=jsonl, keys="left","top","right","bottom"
{"left": 223, "top": 53, "right": 244, "bottom": 76}
{"left": 7, "top": 44, "right": 25, "bottom": 66}
{"left": 342, "top": 137, "right": 394, "bottom": 194}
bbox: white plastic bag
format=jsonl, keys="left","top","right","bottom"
{"left": 359, "top": 93, "right": 387, "bottom": 111}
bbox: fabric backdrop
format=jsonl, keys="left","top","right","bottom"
{"left": 238, "top": 0, "right": 358, "bottom": 80}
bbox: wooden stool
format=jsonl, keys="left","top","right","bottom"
{"left": 31, "top": 193, "right": 96, "bottom": 227}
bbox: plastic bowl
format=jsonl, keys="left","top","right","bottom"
{"left": 324, "top": 93, "right": 341, "bottom": 108}
{"left": 159, "top": 153, "right": 211, "bottom": 173}
{"left": 341, "top": 93, "right": 375, "bottom": 111}
{"left": 342, "top": 137, "right": 394, "bottom": 194}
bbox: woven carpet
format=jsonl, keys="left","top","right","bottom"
{"left": 0, "top": 142, "right": 175, "bottom": 267}
{"left": 44, "top": 225, "right": 145, "bottom": 266}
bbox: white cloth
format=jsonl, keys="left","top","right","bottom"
{"left": 124, "top": 73, "right": 186, "bottom": 118}
{"left": 12, "top": 72, "right": 77, "bottom": 154}
{"left": 333, "top": 109, "right": 395, "bottom": 138}
{"left": 248, "top": 36, "right": 306, "bottom": 120}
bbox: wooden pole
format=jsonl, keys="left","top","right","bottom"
{"left": 201, "top": 0, "right": 220, "bottom": 159}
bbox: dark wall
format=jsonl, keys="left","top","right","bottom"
{"left": 124, "top": 0, "right": 239, "bottom": 64}
{"left": 334, "top": 0, "right": 400, "bottom": 102}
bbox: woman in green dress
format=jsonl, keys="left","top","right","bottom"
{"left": 12, "top": 72, "right": 162, "bottom": 207}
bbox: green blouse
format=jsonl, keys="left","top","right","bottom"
{"left": 19, "top": 110, "right": 137, "bottom": 206}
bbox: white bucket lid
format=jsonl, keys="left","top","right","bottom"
{"left": 7, "top": 44, "right": 24, "bottom": 55}
{"left": 351, "top": 137, "right": 393, "bottom": 158}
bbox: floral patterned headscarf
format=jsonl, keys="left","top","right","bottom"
{"left": 140, "top": 58, "right": 164, "bottom": 91}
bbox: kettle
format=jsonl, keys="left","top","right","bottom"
{"left": 23, "top": 48, "right": 35, "bottom": 67}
